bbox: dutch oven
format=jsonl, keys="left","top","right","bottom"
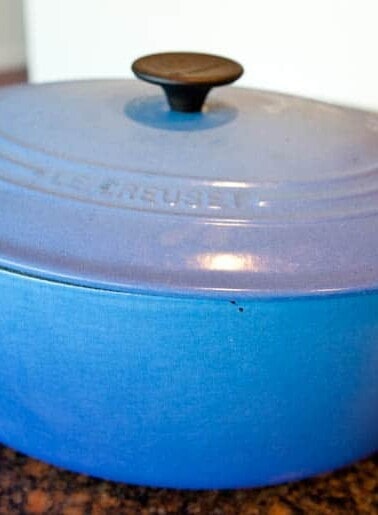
{"left": 0, "top": 52, "right": 377, "bottom": 489}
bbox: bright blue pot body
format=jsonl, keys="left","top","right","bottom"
{"left": 0, "top": 268, "right": 377, "bottom": 489}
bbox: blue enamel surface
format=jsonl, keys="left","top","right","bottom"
{"left": 0, "top": 79, "right": 377, "bottom": 488}
{"left": 0, "top": 269, "right": 377, "bottom": 488}
{"left": 0, "top": 80, "right": 377, "bottom": 297}
{"left": 125, "top": 94, "right": 238, "bottom": 130}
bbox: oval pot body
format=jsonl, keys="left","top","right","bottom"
{"left": 0, "top": 268, "right": 377, "bottom": 489}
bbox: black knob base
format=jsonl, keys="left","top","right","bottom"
{"left": 162, "top": 85, "right": 211, "bottom": 113}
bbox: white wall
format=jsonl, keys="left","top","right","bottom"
{"left": 0, "top": 0, "right": 26, "bottom": 70}
{"left": 24, "top": 0, "right": 378, "bottom": 111}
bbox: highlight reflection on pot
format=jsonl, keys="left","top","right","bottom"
{"left": 194, "top": 252, "right": 268, "bottom": 272}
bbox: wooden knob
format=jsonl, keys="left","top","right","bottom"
{"left": 132, "top": 52, "right": 243, "bottom": 113}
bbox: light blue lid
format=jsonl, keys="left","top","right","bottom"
{"left": 0, "top": 79, "right": 377, "bottom": 298}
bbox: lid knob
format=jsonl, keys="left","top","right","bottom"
{"left": 132, "top": 52, "right": 243, "bottom": 113}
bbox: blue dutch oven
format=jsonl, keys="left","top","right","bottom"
{"left": 0, "top": 53, "right": 377, "bottom": 489}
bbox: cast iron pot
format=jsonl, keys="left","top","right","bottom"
{"left": 0, "top": 53, "right": 377, "bottom": 489}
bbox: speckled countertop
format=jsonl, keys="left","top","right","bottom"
{"left": 0, "top": 446, "right": 376, "bottom": 514}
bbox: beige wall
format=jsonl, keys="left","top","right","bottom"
{"left": 24, "top": 0, "right": 378, "bottom": 111}
{"left": 0, "top": 0, "right": 26, "bottom": 70}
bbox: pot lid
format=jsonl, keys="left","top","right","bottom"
{"left": 0, "top": 52, "right": 377, "bottom": 298}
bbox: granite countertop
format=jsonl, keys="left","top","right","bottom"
{"left": 0, "top": 446, "right": 376, "bottom": 514}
